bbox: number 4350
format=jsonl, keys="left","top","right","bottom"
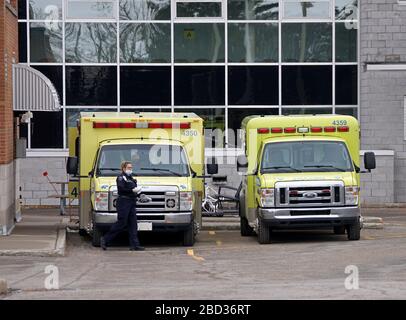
{"left": 332, "top": 120, "right": 347, "bottom": 126}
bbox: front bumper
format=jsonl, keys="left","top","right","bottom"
{"left": 258, "top": 206, "right": 361, "bottom": 229}
{"left": 94, "top": 211, "right": 193, "bottom": 232}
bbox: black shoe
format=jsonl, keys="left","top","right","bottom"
{"left": 129, "top": 246, "right": 145, "bottom": 251}
{"left": 100, "top": 237, "right": 107, "bottom": 250}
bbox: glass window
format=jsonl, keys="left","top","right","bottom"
{"left": 228, "top": 66, "right": 278, "bottom": 105}
{"left": 66, "top": 66, "right": 117, "bottom": 106}
{"left": 29, "top": 0, "right": 62, "bottom": 20}
{"left": 174, "top": 23, "right": 225, "bottom": 63}
{"left": 19, "top": 23, "right": 27, "bottom": 63}
{"left": 176, "top": 2, "right": 222, "bottom": 18}
{"left": 282, "top": 108, "right": 332, "bottom": 115}
{"left": 282, "top": 66, "right": 332, "bottom": 105}
{"left": 261, "top": 141, "right": 353, "bottom": 173}
{"left": 66, "top": 0, "right": 116, "bottom": 19}
{"left": 335, "top": 65, "right": 357, "bottom": 105}
{"left": 228, "top": 23, "right": 278, "bottom": 63}
{"left": 119, "top": 108, "right": 171, "bottom": 113}
{"left": 119, "top": 0, "right": 170, "bottom": 20}
{"left": 227, "top": 108, "right": 278, "bottom": 147}
{"left": 175, "top": 108, "right": 225, "bottom": 147}
{"left": 228, "top": 0, "right": 279, "bottom": 20}
{"left": 30, "top": 111, "right": 63, "bottom": 149}
{"left": 14, "top": 111, "right": 29, "bottom": 144}
{"left": 282, "top": 23, "right": 332, "bottom": 62}
{"left": 283, "top": 1, "right": 331, "bottom": 19}
{"left": 32, "top": 66, "right": 63, "bottom": 102}
{"left": 335, "top": 0, "right": 358, "bottom": 20}
{"left": 335, "top": 107, "right": 358, "bottom": 118}
{"left": 65, "top": 23, "right": 117, "bottom": 63}
{"left": 19, "top": 0, "right": 27, "bottom": 19}
{"left": 174, "top": 67, "right": 225, "bottom": 106}
{"left": 336, "top": 22, "right": 357, "bottom": 62}
{"left": 120, "top": 23, "right": 171, "bottom": 63}
{"left": 30, "top": 22, "right": 62, "bottom": 63}
{"left": 97, "top": 144, "right": 190, "bottom": 177}
{"left": 120, "top": 66, "right": 171, "bottom": 106}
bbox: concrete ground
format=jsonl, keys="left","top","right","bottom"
{"left": 0, "top": 209, "right": 67, "bottom": 256}
{"left": 0, "top": 207, "right": 405, "bottom": 299}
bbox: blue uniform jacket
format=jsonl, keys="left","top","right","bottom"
{"left": 116, "top": 173, "right": 138, "bottom": 199}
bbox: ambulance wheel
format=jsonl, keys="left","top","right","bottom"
{"left": 92, "top": 225, "right": 102, "bottom": 247}
{"left": 334, "top": 226, "right": 346, "bottom": 235}
{"left": 79, "top": 228, "right": 87, "bottom": 237}
{"left": 257, "top": 219, "right": 271, "bottom": 244}
{"left": 347, "top": 221, "right": 361, "bottom": 241}
{"left": 182, "top": 223, "right": 195, "bottom": 246}
{"left": 240, "top": 217, "right": 254, "bottom": 237}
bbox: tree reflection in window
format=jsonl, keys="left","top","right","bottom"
{"left": 120, "top": 23, "right": 171, "bottom": 63}
{"left": 335, "top": 0, "right": 357, "bottom": 20}
{"left": 119, "top": 0, "right": 170, "bottom": 20}
{"left": 228, "top": 0, "right": 279, "bottom": 20}
{"left": 65, "top": 23, "right": 117, "bottom": 63}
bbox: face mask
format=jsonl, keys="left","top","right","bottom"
{"left": 125, "top": 169, "right": 132, "bottom": 176}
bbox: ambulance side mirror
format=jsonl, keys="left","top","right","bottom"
{"left": 66, "top": 156, "right": 78, "bottom": 175}
{"left": 237, "top": 155, "right": 248, "bottom": 173}
{"left": 364, "top": 152, "right": 376, "bottom": 172}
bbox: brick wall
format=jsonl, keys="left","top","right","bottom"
{"left": 360, "top": 0, "right": 406, "bottom": 202}
{"left": 19, "top": 157, "right": 70, "bottom": 206}
{"left": 0, "top": 0, "right": 18, "bottom": 234}
{"left": 0, "top": 0, "right": 18, "bottom": 165}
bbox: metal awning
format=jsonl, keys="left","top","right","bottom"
{"left": 13, "top": 64, "right": 61, "bottom": 112}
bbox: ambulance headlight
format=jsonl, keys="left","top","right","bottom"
{"left": 179, "top": 192, "right": 193, "bottom": 211}
{"left": 259, "top": 188, "right": 275, "bottom": 207}
{"left": 345, "top": 186, "right": 359, "bottom": 206}
{"left": 94, "top": 192, "right": 109, "bottom": 211}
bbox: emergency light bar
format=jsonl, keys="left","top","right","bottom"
{"left": 93, "top": 122, "right": 191, "bottom": 129}
{"left": 257, "top": 126, "right": 349, "bottom": 134}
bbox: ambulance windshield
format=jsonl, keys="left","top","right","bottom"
{"left": 261, "top": 141, "right": 353, "bottom": 173}
{"left": 96, "top": 144, "right": 190, "bottom": 177}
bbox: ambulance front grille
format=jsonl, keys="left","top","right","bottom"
{"left": 108, "top": 186, "right": 178, "bottom": 212}
{"left": 275, "top": 181, "right": 344, "bottom": 208}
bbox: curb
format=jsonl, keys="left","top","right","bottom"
{"left": 0, "top": 218, "right": 68, "bottom": 257}
{"left": 362, "top": 216, "right": 384, "bottom": 229}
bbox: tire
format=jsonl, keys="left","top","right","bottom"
{"left": 347, "top": 220, "right": 361, "bottom": 241}
{"left": 92, "top": 225, "right": 102, "bottom": 247}
{"left": 240, "top": 217, "right": 254, "bottom": 237}
{"left": 334, "top": 226, "right": 346, "bottom": 235}
{"left": 182, "top": 223, "right": 195, "bottom": 246}
{"left": 257, "top": 219, "right": 271, "bottom": 244}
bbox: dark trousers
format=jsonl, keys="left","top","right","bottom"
{"left": 103, "top": 197, "right": 140, "bottom": 248}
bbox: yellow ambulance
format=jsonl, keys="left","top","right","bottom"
{"left": 237, "top": 115, "right": 376, "bottom": 244}
{"left": 66, "top": 112, "right": 217, "bottom": 246}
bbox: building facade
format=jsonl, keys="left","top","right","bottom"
{"left": 11, "top": 0, "right": 406, "bottom": 206}
{"left": 0, "top": 0, "right": 18, "bottom": 234}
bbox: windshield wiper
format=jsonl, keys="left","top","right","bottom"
{"left": 140, "top": 167, "right": 182, "bottom": 177}
{"left": 262, "top": 166, "right": 301, "bottom": 172}
{"left": 304, "top": 165, "right": 346, "bottom": 172}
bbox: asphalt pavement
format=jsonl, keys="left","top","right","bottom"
{"left": 1, "top": 208, "right": 406, "bottom": 299}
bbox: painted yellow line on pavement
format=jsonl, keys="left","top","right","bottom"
{"left": 209, "top": 231, "right": 216, "bottom": 235}
{"left": 187, "top": 249, "right": 205, "bottom": 261}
